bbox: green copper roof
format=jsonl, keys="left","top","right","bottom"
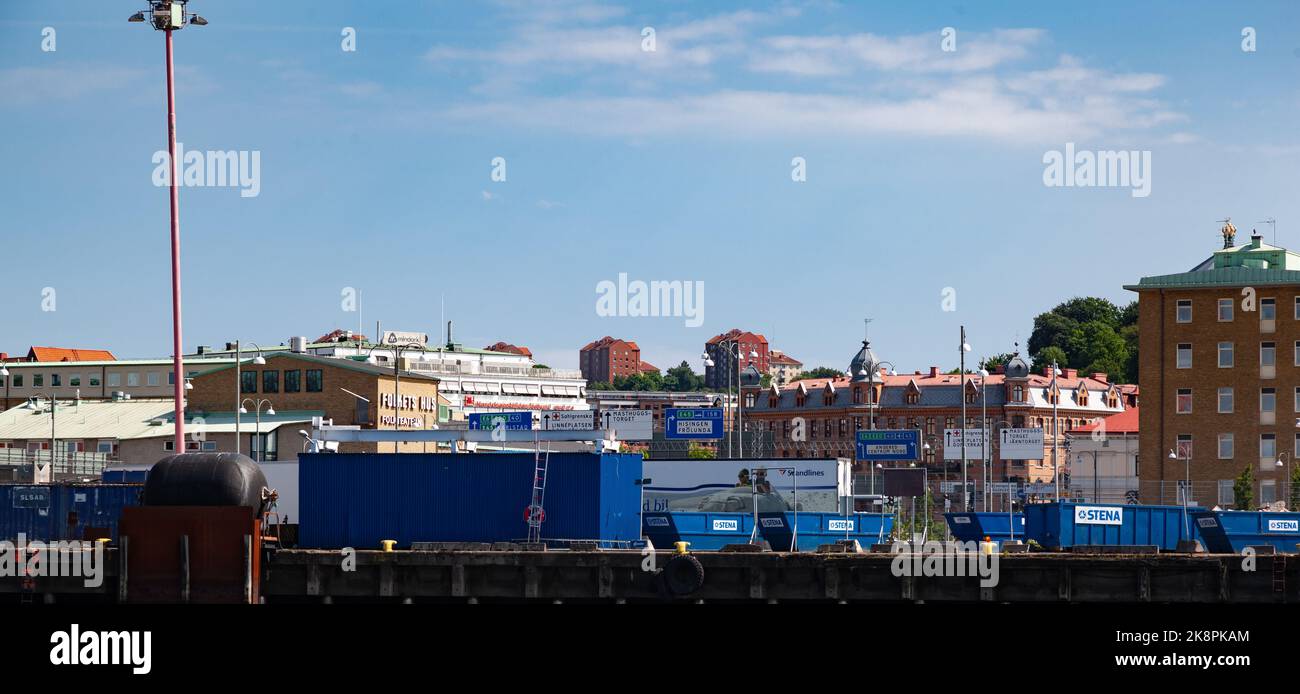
{"left": 1127, "top": 235, "right": 1300, "bottom": 291}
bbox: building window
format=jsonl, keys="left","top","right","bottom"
{"left": 1218, "top": 480, "right": 1235, "bottom": 506}
{"left": 1218, "top": 387, "right": 1234, "bottom": 413}
{"left": 12, "top": 374, "right": 24, "bottom": 388}
{"left": 285, "top": 369, "right": 301, "bottom": 393}
{"left": 1262, "top": 342, "right": 1276, "bottom": 367}
{"left": 1262, "top": 298, "right": 1276, "bottom": 321}
{"left": 306, "top": 369, "right": 323, "bottom": 392}
{"left": 1261, "top": 480, "right": 1277, "bottom": 505}
{"left": 1218, "top": 342, "right": 1233, "bottom": 368}
{"left": 51, "top": 374, "right": 61, "bottom": 387}
{"left": 1218, "top": 433, "right": 1234, "bottom": 459}
{"left": 1177, "top": 344, "right": 1192, "bottom": 369}
{"left": 1261, "top": 388, "right": 1276, "bottom": 413}
{"left": 1012, "top": 385, "right": 1023, "bottom": 402}
{"left": 147, "top": 372, "right": 159, "bottom": 387}
{"left": 33, "top": 374, "right": 44, "bottom": 387}
{"left": 262, "top": 370, "right": 279, "bottom": 394}
{"left": 1176, "top": 388, "right": 1192, "bottom": 413}
{"left": 241, "top": 371, "right": 257, "bottom": 394}
{"left": 1261, "top": 433, "right": 1277, "bottom": 460}
{"left": 69, "top": 374, "right": 80, "bottom": 387}
{"left": 1219, "top": 298, "right": 1234, "bottom": 322}
{"left": 1176, "top": 299, "right": 1192, "bottom": 323}
{"left": 127, "top": 373, "right": 139, "bottom": 387}
{"left": 1176, "top": 434, "right": 1192, "bottom": 460}
{"left": 1295, "top": 386, "right": 1300, "bottom": 413}
{"left": 107, "top": 373, "right": 120, "bottom": 387}
{"left": 1295, "top": 296, "right": 1300, "bottom": 320}
{"left": 89, "top": 374, "right": 100, "bottom": 387}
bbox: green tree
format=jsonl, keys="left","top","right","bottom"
{"left": 686, "top": 445, "right": 715, "bottom": 459}
{"left": 1032, "top": 345, "right": 1069, "bottom": 371}
{"left": 1290, "top": 463, "right": 1300, "bottom": 510}
{"left": 1027, "top": 297, "right": 1139, "bottom": 383}
{"left": 586, "top": 380, "right": 614, "bottom": 391}
{"left": 792, "top": 367, "right": 845, "bottom": 382}
{"left": 663, "top": 361, "right": 703, "bottom": 392}
{"left": 980, "top": 353, "right": 1015, "bottom": 371}
{"left": 760, "top": 373, "right": 772, "bottom": 388}
{"left": 1067, "top": 320, "right": 1129, "bottom": 377}
{"left": 1233, "top": 465, "right": 1255, "bottom": 510}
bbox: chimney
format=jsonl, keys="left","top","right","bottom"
{"left": 994, "top": 364, "right": 1006, "bottom": 375}
{"left": 928, "top": 366, "right": 939, "bottom": 378}
{"left": 1251, "top": 232, "right": 1263, "bottom": 249}
{"left": 1091, "top": 372, "right": 1108, "bottom": 383}
{"left": 1063, "top": 368, "right": 1077, "bottom": 379}
{"left": 196, "top": 345, "right": 208, "bottom": 355}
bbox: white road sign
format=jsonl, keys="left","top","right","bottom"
{"left": 600, "top": 409, "right": 653, "bottom": 440}
{"left": 999, "top": 428, "right": 1045, "bottom": 459}
{"left": 942, "top": 429, "right": 989, "bottom": 460}
{"left": 539, "top": 411, "right": 595, "bottom": 431}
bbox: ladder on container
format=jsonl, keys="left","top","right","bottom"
{"left": 1273, "top": 555, "right": 1286, "bottom": 593}
{"left": 526, "top": 438, "right": 551, "bottom": 543}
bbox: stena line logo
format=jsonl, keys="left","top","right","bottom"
{"left": 1267, "top": 519, "right": 1299, "bottom": 532}
{"left": 712, "top": 519, "right": 739, "bottom": 531}
{"left": 1074, "top": 505, "right": 1123, "bottom": 526}
{"left": 645, "top": 516, "right": 670, "bottom": 527}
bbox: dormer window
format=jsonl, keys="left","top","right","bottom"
{"left": 795, "top": 393, "right": 806, "bottom": 407}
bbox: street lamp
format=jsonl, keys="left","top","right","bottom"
{"left": 1169, "top": 448, "right": 1190, "bottom": 536}
{"left": 233, "top": 340, "right": 267, "bottom": 457}
{"left": 1277, "top": 452, "right": 1291, "bottom": 509}
{"left": 959, "top": 327, "right": 972, "bottom": 511}
{"left": 130, "top": 1, "right": 208, "bottom": 456}
{"left": 240, "top": 398, "right": 275, "bottom": 462}
{"left": 1050, "top": 362, "right": 1062, "bottom": 501}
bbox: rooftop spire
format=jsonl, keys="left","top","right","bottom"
{"left": 1220, "top": 217, "right": 1236, "bottom": 249}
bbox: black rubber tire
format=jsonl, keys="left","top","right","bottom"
{"left": 663, "top": 554, "right": 705, "bottom": 597}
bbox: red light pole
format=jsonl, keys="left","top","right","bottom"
{"left": 130, "top": 2, "right": 207, "bottom": 453}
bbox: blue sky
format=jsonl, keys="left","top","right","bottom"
{"left": 2, "top": 1, "right": 1298, "bottom": 375}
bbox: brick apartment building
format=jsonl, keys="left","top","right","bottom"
{"left": 768, "top": 350, "right": 803, "bottom": 385}
{"left": 1127, "top": 222, "right": 1300, "bottom": 508}
{"left": 744, "top": 338, "right": 1136, "bottom": 489}
{"left": 704, "top": 329, "right": 770, "bottom": 390}
{"left": 579, "top": 336, "right": 642, "bottom": 383}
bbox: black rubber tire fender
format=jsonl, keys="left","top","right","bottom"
{"left": 663, "top": 554, "right": 705, "bottom": 597}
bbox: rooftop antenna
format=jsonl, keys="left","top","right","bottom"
{"left": 863, "top": 317, "right": 873, "bottom": 341}
{"left": 1259, "top": 217, "right": 1277, "bottom": 245}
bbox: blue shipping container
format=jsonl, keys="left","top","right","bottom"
{"left": 643, "top": 511, "right": 893, "bottom": 551}
{"left": 944, "top": 512, "right": 1025, "bottom": 547}
{"left": 298, "top": 452, "right": 642, "bottom": 548}
{"left": 1190, "top": 511, "right": 1300, "bottom": 554}
{"left": 1024, "top": 502, "right": 1204, "bottom": 551}
{"left": 0, "top": 484, "right": 143, "bottom": 543}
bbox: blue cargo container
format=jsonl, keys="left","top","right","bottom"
{"left": 0, "top": 484, "right": 142, "bottom": 542}
{"left": 299, "top": 452, "right": 641, "bottom": 548}
{"left": 1024, "top": 502, "right": 1204, "bottom": 551}
{"left": 1190, "top": 511, "right": 1300, "bottom": 554}
{"left": 944, "top": 512, "right": 1025, "bottom": 547}
{"left": 101, "top": 467, "right": 151, "bottom": 484}
{"left": 642, "top": 511, "right": 893, "bottom": 551}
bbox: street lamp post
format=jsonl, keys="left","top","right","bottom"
{"left": 1051, "top": 361, "right": 1061, "bottom": 501}
{"left": 240, "top": 398, "right": 275, "bottom": 462}
{"left": 1169, "top": 448, "right": 1190, "bottom": 536}
{"left": 960, "top": 327, "right": 972, "bottom": 511}
{"left": 233, "top": 341, "right": 267, "bottom": 457}
{"left": 977, "top": 367, "right": 990, "bottom": 511}
{"left": 1276, "top": 452, "right": 1291, "bottom": 509}
{"left": 130, "top": 1, "right": 208, "bottom": 456}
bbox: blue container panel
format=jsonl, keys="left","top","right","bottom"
{"left": 0, "top": 485, "right": 142, "bottom": 542}
{"left": 945, "top": 513, "right": 1025, "bottom": 545}
{"left": 1024, "top": 503, "right": 1202, "bottom": 551}
{"left": 643, "top": 512, "right": 893, "bottom": 551}
{"left": 299, "top": 453, "right": 641, "bottom": 548}
{"left": 1192, "top": 511, "right": 1300, "bottom": 553}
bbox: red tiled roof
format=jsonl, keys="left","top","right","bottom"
{"left": 580, "top": 336, "right": 639, "bottom": 352}
{"left": 1071, "top": 407, "right": 1139, "bottom": 434}
{"left": 778, "top": 370, "right": 1124, "bottom": 391}
{"left": 639, "top": 360, "right": 659, "bottom": 373}
{"left": 484, "top": 342, "right": 533, "bottom": 357}
{"left": 706, "top": 328, "right": 768, "bottom": 345}
{"left": 27, "top": 346, "right": 116, "bottom": 362}
{"left": 769, "top": 353, "right": 802, "bottom": 365}
{"left": 314, "top": 329, "right": 367, "bottom": 343}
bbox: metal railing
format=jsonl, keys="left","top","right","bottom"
{"left": 0, "top": 449, "right": 115, "bottom": 477}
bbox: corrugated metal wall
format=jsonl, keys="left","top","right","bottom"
{"left": 0, "top": 484, "right": 143, "bottom": 542}
{"left": 299, "top": 453, "right": 642, "bottom": 548}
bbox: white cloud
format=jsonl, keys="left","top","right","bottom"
{"left": 750, "top": 28, "right": 1045, "bottom": 76}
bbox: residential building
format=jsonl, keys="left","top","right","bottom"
{"left": 579, "top": 336, "right": 642, "bottom": 383}
{"left": 1, "top": 357, "right": 237, "bottom": 411}
{"left": 1, "top": 346, "right": 117, "bottom": 363}
{"left": 1067, "top": 407, "right": 1140, "bottom": 504}
{"left": 704, "top": 329, "right": 769, "bottom": 390}
{"left": 1126, "top": 222, "right": 1300, "bottom": 508}
{"left": 639, "top": 361, "right": 660, "bottom": 375}
{"left": 768, "top": 350, "right": 803, "bottom": 385}
{"left": 744, "top": 337, "right": 1135, "bottom": 491}
{"left": 484, "top": 342, "right": 533, "bottom": 358}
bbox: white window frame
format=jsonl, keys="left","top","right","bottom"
{"left": 1176, "top": 388, "right": 1193, "bottom": 414}
{"left": 1176, "top": 299, "right": 1192, "bottom": 323}
{"left": 1219, "top": 342, "right": 1234, "bottom": 368}
{"left": 1218, "top": 433, "right": 1234, "bottom": 459}
{"left": 1218, "top": 387, "right": 1234, "bottom": 413}
{"left": 1177, "top": 343, "right": 1192, "bottom": 369}
{"left": 1219, "top": 298, "right": 1234, "bottom": 322}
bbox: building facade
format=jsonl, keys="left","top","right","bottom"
{"left": 1066, "top": 408, "right": 1140, "bottom": 505}
{"left": 1127, "top": 224, "right": 1300, "bottom": 508}
{"left": 704, "top": 329, "right": 769, "bottom": 390}
{"left": 579, "top": 336, "right": 642, "bottom": 384}
{"left": 744, "top": 339, "right": 1135, "bottom": 492}
{"left": 1, "top": 357, "right": 236, "bottom": 411}
{"left": 768, "top": 350, "right": 803, "bottom": 385}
